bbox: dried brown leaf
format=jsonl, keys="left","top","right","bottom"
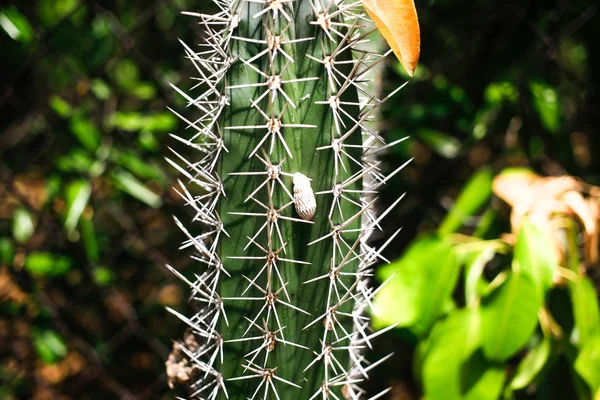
{"left": 361, "top": 0, "right": 420, "bottom": 76}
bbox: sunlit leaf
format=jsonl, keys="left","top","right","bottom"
{"left": 439, "top": 168, "right": 493, "bottom": 236}
{"left": 56, "top": 149, "right": 95, "bottom": 174}
{"left": 484, "top": 81, "right": 518, "bottom": 105}
{"left": 0, "top": 6, "right": 34, "bottom": 43}
{"left": 464, "top": 246, "right": 495, "bottom": 305}
{"left": 422, "top": 308, "right": 480, "bottom": 399}
{"left": 91, "top": 78, "right": 111, "bottom": 100}
{"left": 530, "top": 81, "right": 560, "bottom": 134}
{"left": 112, "top": 150, "right": 167, "bottom": 182}
{"left": 32, "top": 329, "right": 67, "bottom": 364}
{"left": 480, "top": 271, "right": 541, "bottom": 361}
{"left": 373, "top": 235, "right": 442, "bottom": 330}
{"left": 130, "top": 82, "right": 157, "bottom": 100}
{"left": 574, "top": 336, "right": 600, "bottom": 393}
{"left": 461, "top": 351, "right": 505, "bottom": 400}
{"left": 111, "top": 170, "right": 162, "bottom": 208}
{"left": 514, "top": 221, "right": 557, "bottom": 299}
{"left": 36, "top": 0, "right": 79, "bottom": 27}
{"left": 111, "top": 59, "right": 139, "bottom": 90}
{"left": 360, "top": 0, "right": 420, "bottom": 76}
{"left": 24, "top": 252, "right": 72, "bottom": 277}
{"left": 69, "top": 115, "right": 101, "bottom": 152}
{"left": 570, "top": 276, "right": 600, "bottom": 348}
{"left": 91, "top": 16, "right": 111, "bottom": 38}
{"left": 472, "top": 207, "right": 497, "bottom": 238}
{"left": 138, "top": 130, "right": 160, "bottom": 152}
{"left": 373, "top": 236, "right": 460, "bottom": 336}
{"left": 108, "top": 111, "right": 177, "bottom": 133}
{"left": 510, "top": 336, "right": 552, "bottom": 390}
{"left": 93, "top": 266, "right": 114, "bottom": 286}
{"left": 12, "top": 207, "right": 36, "bottom": 244}
{"left": 416, "top": 240, "right": 460, "bottom": 335}
{"left": 49, "top": 95, "right": 72, "bottom": 118}
{"left": 418, "top": 128, "right": 461, "bottom": 159}
{"left": 64, "top": 180, "right": 92, "bottom": 235}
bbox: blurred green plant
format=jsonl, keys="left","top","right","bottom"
{"left": 0, "top": 0, "right": 196, "bottom": 398}
{"left": 373, "top": 167, "right": 600, "bottom": 400}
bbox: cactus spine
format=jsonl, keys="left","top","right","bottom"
{"left": 167, "top": 0, "right": 407, "bottom": 398}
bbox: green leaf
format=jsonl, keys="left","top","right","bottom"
{"left": 138, "top": 130, "right": 160, "bottom": 152}
{"left": 373, "top": 236, "right": 440, "bottom": 329}
{"left": 461, "top": 351, "right": 505, "bottom": 400}
{"left": 36, "top": 0, "right": 79, "bottom": 27}
{"left": 129, "top": 82, "right": 156, "bottom": 100}
{"left": 64, "top": 180, "right": 91, "bottom": 235}
{"left": 108, "top": 111, "right": 177, "bottom": 133}
{"left": 416, "top": 240, "right": 461, "bottom": 334}
{"left": 46, "top": 175, "right": 62, "bottom": 202}
{"left": 56, "top": 149, "right": 95, "bottom": 174}
{"left": 480, "top": 271, "right": 541, "bottom": 361}
{"left": 574, "top": 336, "right": 600, "bottom": 393}
{"left": 514, "top": 222, "right": 557, "bottom": 300}
{"left": 111, "top": 59, "right": 139, "bottom": 90}
{"left": 373, "top": 236, "right": 460, "bottom": 336}
{"left": 80, "top": 216, "right": 99, "bottom": 263}
{"left": 438, "top": 168, "right": 493, "bottom": 236}
{"left": 570, "top": 276, "right": 600, "bottom": 347}
{"left": 472, "top": 207, "right": 497, "bottom": 238}
{"left": 510, "top": 336, "right": 552, "bottom": 390}
{"left": 12, "top": 208, "right": 35, "bottom": 244}
{"left": 464, "top": 247, "right": 495, "bottom": 305}
{"left": 24, "top": 252, "right": 72, "bottom": 277}
{"left": 32, "top": 329, "right": 67, "bottom": 364}
{"left": 418, "top": 128, "right": 461, "bottom": 159}
{"left": 422, "top": 308, "right": 480, "bottom": 399}
{"left": 0, "top": 238, "right": 15, "bottom": 265}
{"left": 93, "top": 266, "right": 114, "bottom": 286}
{"left": 484, "top": 81, "right": 518, "bottom": 105}
{"left": 112, "top": 150, "right": 167, "bottom": 181}
{"left": 49, "top": 95, "right": 72, "bottom": 118}
{"left": 69, "top": 115, "right": 102, "bottom": 152}
{"left": 111, "top": 170, "right": 162, "bottom": 208}
{"left": 0, "top": 6, "right": 34, "bottom": 43}
{"left": 529, "top": 81, "right": 560, "bottom": 134}
{"left": 91, "top": 78, "right": 111, "bottom": 100}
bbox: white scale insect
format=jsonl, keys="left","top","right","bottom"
{"left": 293, "top": 172, "right": 316, "bottom": 221}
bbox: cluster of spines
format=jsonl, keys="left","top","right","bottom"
{"left": 164, "top": 1, "right": 234, "bottom": 398}
{"left": 167, "top": 0, "right": 411, "bottom": 399}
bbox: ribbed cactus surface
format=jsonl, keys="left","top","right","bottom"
{"left": 166, "top": 0, "right": 408, "bottom": 398}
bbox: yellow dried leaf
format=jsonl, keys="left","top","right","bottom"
{"left": 361, "top": 0, "right": 420, "bottom": 76}
{"left": 492, "top": 169, "right": 539, "bottom": 208}
{"left": 564, "top": 191, "right": 596, "bottom": 236}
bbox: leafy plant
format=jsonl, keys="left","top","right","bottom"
{"left": 374, "top": 168, "right": 600, "bottom": 400}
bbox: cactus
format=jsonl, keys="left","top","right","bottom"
{"left": 166, "top": 0, "right": 409, "bottom": 398}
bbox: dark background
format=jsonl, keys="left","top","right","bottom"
{"left": 0, "top": 0, "right": 598, "bottom": 399}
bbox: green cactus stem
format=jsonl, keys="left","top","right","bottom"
{"left": 166, "top": 0, "right": 409, "bottom": 398}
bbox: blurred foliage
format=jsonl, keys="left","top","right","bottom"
{"left": 373, "top": 167, "right": 600, "bottom": 399}
{"left": 0, "top": 0, "right": 207, "bottom": 398}
{"left": 1, "top": 0, "right": 599, "bottom": 399}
